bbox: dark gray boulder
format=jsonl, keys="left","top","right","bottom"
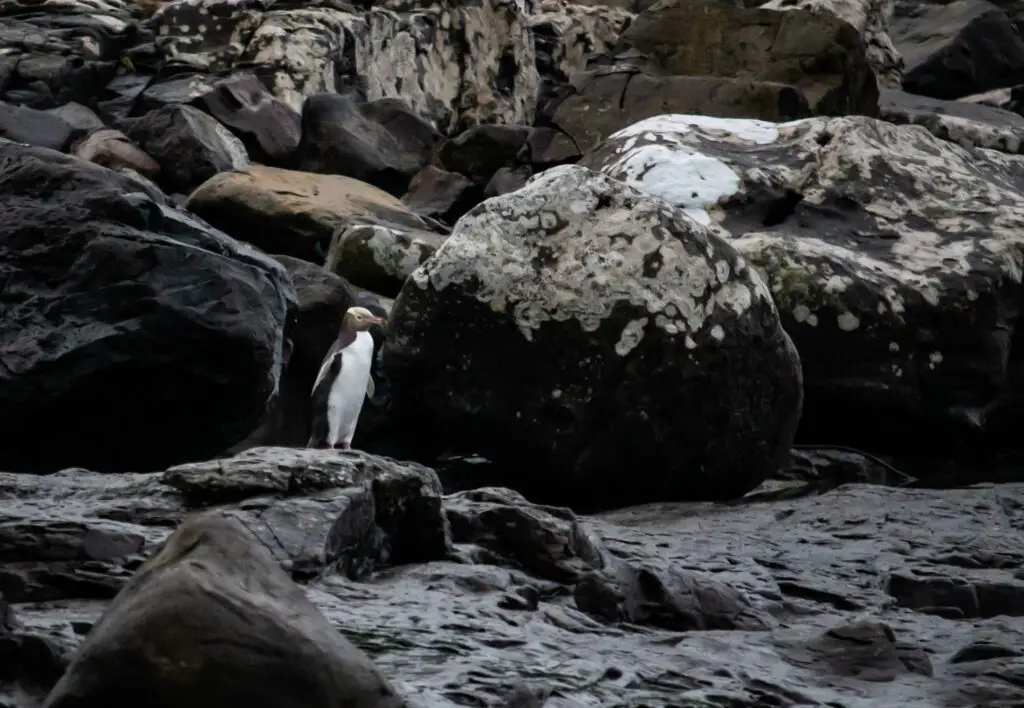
{"left": 0, "top": 141, "right": 297, "bottom": 474}
{"left": 294, "top": 93, "right": 441, "bottom": 197}
{"left": 40, "top": 509, "right": 410, "bottom": 708}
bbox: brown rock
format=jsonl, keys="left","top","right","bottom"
{"left": 71, "top": 129, "right": 160, "bottom": 178}
{"left": 545, "top": 65, "right": 812, "bottom": 153}
{"left": 186, "top": 165, "right": 429, "bottom": 264}
{"left": 614, "top": 0, "right": 879, "bottom": 116}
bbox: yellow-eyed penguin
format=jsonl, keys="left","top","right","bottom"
{"left": 307, "top": 306, "right": 387, "bottom": 449}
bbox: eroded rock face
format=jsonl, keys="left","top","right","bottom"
{"left": 378, "top": 164, "right": 804, "bottom": 511}
{"left": 0, "top": 141, "right": 296, "bottom": 474}
{"left": 761, "top": 0, "right": 905, "bottom": 89}
{"left": 583, "top": 113, "right": 1024, "bottom": 460}
{"left": 614, "top": 0, "right": 880, "bottom": 116}
{"left": 40, "top": 509, "right": 411, "bottom": 708}
{"left": 147, "top": 0, "right": 539, "bottom": 133}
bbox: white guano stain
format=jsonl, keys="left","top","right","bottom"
{"left": 412, "top": 164, "right": 769, "bottom": 354}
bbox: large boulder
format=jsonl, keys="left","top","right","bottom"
{"left": 892, "top": 0, "right": 1024, "bottom": 100}
{"left": 0, "top": 141, "right": 296, "bottom": 474}
{"left": 582, "top": 113, "right": 1024, "bottom": 463}
{"left": 40, "top": 509, "right": 410, "bottom": 708}
{"left": 614, "top": 0, "right": 880, "bottom": 117}
{"left": 379, "top": 164, "right": 804, "bottom": 511}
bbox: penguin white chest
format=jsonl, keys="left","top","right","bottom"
{"left": 327, "top": 331, "right": 375, "bottom": 446}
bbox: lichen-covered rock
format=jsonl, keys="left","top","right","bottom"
{"left": 186, "top": 165, "right": 430, "bottom": 264}
{"left": 149, "top": 0, "right": 539, "bottom": 132}
{"left": 326, "top": 223, "right": 447, "bottom": 298}
{"left": 379, "top": 164, "right": 804, "bottom": 511}
{"left": 583, "top": 113, "right": 1024, "bottom": 459}
{"left": 760, "top": 0, "right": 904, "bottom": 89}
{"left": 527, "top": 1, "right": 634, "bottom": 88}
{"left": 614, "top": 0, "right": 880, "bottom": 117}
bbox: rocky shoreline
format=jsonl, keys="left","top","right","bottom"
{"left": 4, "top": 0, "right": 1024, "bottom": 704}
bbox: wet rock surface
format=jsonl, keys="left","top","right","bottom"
{"left": 4, "top": 0, "right": 1024, "bottom": 704}
{"left": 3, "top": 448, "right": 1024, "bottom": 707}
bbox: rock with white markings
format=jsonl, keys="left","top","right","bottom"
{"left": 583, "top": 113, "right": 1024, "bottom": 460}
{"left": 149, "top": 0, "right": 539, "bottom": 133}
{"left": 326, "top": 222, "right": 447, "bottom": 298}
{"left": 378, "top": 164, "right": 804, "bottom": 511}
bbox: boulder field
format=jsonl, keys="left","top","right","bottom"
{"left": 3, "top": 0, "right": 1024, "bottom": 704}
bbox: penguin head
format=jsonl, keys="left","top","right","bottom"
{"left": 343, "top": 306, "right": 388, "bottom": 332}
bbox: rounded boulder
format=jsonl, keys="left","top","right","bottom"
{"left": 380, "top": 164, "right": 803, "bottom": 510}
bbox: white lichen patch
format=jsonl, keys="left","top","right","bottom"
{"left": 837, "top": 312, "right": 860, "bottom": 331}
{"left": 588, "top": 112, "right": 1024, "bottom": 320}
{"left": 598, "top": 115, "right": 809, "bottom": 225}
{"left": 413, "top": 164, "right": 770, "bottom": 349}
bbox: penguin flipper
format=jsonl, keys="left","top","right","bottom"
{"left": 308, "top": 351, "right": 343, "bottom": 448}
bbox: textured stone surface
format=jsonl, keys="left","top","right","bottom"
{"left": 377, "top": 164, "right": 803, "bottom": 510}
{"left": 6, "top": 456, "right": 1024, "bottom": 707}
{"left": 186, "top": 165, "right": 431, "bottom": 264}
{"left": 892, "top": 0, "right": 1024, "bottom": 100}
{"left": 761, "top": 0, "right": 904, "bottom": 88}
{"left": 327, "top": 222, "right": 447, "bottom": 298}
{"left": 614, "top": 0, "right": 880, "bottom": 117}
{"left": 880, "top": 87, "right": 1024, "bottom": 153}
{"left": 583, "top": 113, "right": 1024, "bottom": 460}
{"left": 0, "top": 141, "right": 296, "bottom": 474}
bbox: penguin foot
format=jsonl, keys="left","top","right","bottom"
{"left": 333, "top": 442, "right": 351, "bottom": 451}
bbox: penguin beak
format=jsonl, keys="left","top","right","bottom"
{"left": 370, "top": 317, "right": 388, "bottom": 327}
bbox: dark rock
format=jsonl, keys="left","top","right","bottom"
{"left": 295, "top": 93, "right": 441, "bottom": 197}
{"left": 437, "top": 124, "right": 533, "bottom": 185}
{"left": 197, "top": 74, "right": 302, "bottom": 165}
{"left": 0, "top": 103, "right": 76, "bottom": 151}
{"left": 879, "top": 86, "right": 1024, "bottom": 152}
{"left": 614, "top": 0, "right": 878, "bottom": 117}
{"left": 885, "top": 570, "right": 1024, "bottom": 618}
{"left": 524, "top": 126, "right": 581, "bottom": 168}
{"left": 39, "top": 509, "right": 410, "bottom": 708}
{"left": 484, "top": 166, "right": 532, "bottom": 199}
{"left": 117, "top": 104, "right": 249, "bottom": 194}
{"left": 401, "top": 165, "right": 480, "bottom": 225}
{"left": 378, "top": 165, "right": 803, "bottom": 511}
{"left": 227, "top": 256, "right": 353, "bottom": 451}
{"left": 575, "top": 563, "right": 769, "bottom": 631}
{"left": 162, "top": 448, "right": 450, "bottom": 577}
{"left": 5, "top": 463, "right": 1024, "bottom": 706}
{"left": 445, "top": 487, "right": 604, "bottom": 584}
{"left": 893, "top": 0, "right": 1024, "bottom": 100}
{"left": 43, "top": 103, "right": 104, "bottom": 135}
{"left": 0, "top": 142, "right": 296, "bottom": 474}
{"left": 542, "top": 66, "right": 812, "bottom": 154}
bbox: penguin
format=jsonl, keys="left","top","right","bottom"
{"left": 307, "top": 306, "right": 387, "bottom": 450}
